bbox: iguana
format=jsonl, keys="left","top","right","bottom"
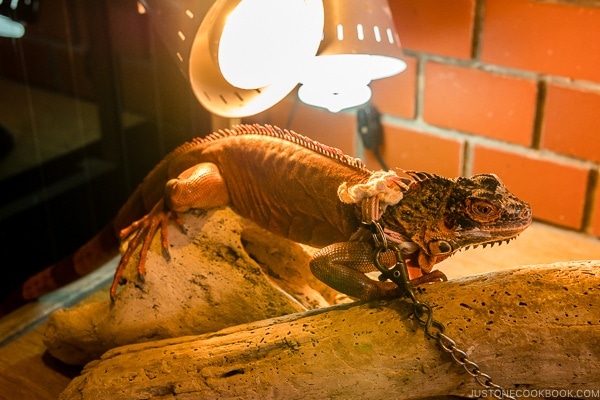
{"left": 0, "top": 124, "right": 532, "bottom": 315}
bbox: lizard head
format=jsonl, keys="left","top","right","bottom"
{"left": 383, "top": 171, "right": 532, "bottom": 274}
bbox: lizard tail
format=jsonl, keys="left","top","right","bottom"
{"left": 0, "top": 223, "right": 120, "bottom": 317}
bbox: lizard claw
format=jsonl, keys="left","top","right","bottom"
{"left": 171, "top": 212, "right": 186, "bottom": 234}
{"left": 409, "top": 270, "right": 448, "bottom": 286}
{"left": 110, "top": 200, "right": 179, "bottom": 300}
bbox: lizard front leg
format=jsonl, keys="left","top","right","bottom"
{"left": 112, "top": 162, "right": 230, "bottom": 299}
{"left": 309, "top": 241, "right": 404, "bottom": 301}
{"left": 310, "top": 241, "right": 447, "bottom": 301}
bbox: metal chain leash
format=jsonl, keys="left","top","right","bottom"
{"left": 367, "top": 221, "right": 516, "bottom": 400}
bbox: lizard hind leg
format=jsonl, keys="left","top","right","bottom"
{"left": 112, "top": 199, "right": 179, "bottom": 299}
{"left": 111, "top": 163, "right": 230, "bottom": 300}
{"left": 165, "top": 162, "right": 231, "bottom": 212}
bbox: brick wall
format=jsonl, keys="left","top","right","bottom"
{"left": 247, "top": 0, "right": 600, "bottom": 239}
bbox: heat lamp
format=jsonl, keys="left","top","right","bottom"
{"left": 138, "top": 0, "right": 406, "bottom": 117}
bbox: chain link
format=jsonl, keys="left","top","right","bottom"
{"left": 369, "top": 221, "right": 515, "bottom": 400}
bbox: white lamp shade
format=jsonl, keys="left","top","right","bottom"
{"left": 190, "top": 0, "right": 324, "bottom": 117}
{"left": 298, "top": 0, "right": 406, "bottom": 112}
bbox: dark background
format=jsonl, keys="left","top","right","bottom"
{"left": 0, "top": 1, "right": 212, "bottom": 297}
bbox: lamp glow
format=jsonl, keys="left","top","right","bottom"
{"left": 218, "top": 0, "right": 323, "bottom": 90}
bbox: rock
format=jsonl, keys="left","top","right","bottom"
{"left": 43, "top": 207, "right": 339, "bottom": 365}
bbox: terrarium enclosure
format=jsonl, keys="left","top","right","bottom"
{"left": 0, "top": 0, "right": 600, "bottom": 399}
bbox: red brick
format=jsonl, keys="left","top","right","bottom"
{"left": 591, "top": 182, "right": 600, "bottom": 237}
{"left": 370, "top": 55, "right": 417, "bottom": 119}
{"left": 390, "top": 0, "right": 475, "bottom": 59}
{"left": 481, "top": 0, "right": 600, "bottom": 83}
{"left": 541, "top": 84, "right": 600, "bottom": 163}
{"left": 365, "top": 124, "right": 463, "bottom": 176}
{"left": 472, "top": 146, "right": 589, "bottom": 229}
{"left": 423, "top": 62, "right": 537, "bottom": 145}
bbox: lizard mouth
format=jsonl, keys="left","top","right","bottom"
{"left": 430, "top": 235, "right": 522, "bottom": 256}
{"left": 412, "top": 235, "right": 522, "bottom": 275}
{"left": 460, "top": 235, "right": 520, "bottom": 252}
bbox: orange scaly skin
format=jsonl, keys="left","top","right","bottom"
{"left": 0, "top": 124, "right": 532, "bottom": 315}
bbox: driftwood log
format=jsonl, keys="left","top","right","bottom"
{"left": 60, "top": 261, "right": 599, "bottom": 400}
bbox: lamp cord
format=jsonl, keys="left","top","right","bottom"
{"left": 357, "top": 103, "right": 389, "bottom": 170}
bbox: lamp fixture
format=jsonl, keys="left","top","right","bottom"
{"left": 298, "top": 0, "right": 407, "bottom": 112}
{"left": 139, "top": 0, "right": 405, "bottom": 117}
{"left": 139, "top": 0, "right": 323, "bottom": 118}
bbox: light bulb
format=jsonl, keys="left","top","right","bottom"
{"left": 298, "top": 84, "right": 372, "bottom": 113}
{"left": 218, "top": 0, "right": 323, "bottom": 90}
{"left": 297, "top": 53, "right": 406, "bottom": 112}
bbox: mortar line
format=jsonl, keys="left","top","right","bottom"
{"left": 462, "top": 140, "right": 473, "bottom": 177}
{"left": 471, "top": 0, "right": 486, "bottom": 60}
{"left": 531, "top": 79, "right": 547, "bottom": 149}
{"left": 414, "top": 55, "right": 426, "bottom": 122}
{"left": 582, "top": 168, "right": 599, "bottom": 233}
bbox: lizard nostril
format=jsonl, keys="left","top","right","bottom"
{"left": 443, "top": 215, "right": 455, "bottom": 230}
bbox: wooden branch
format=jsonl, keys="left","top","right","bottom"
{"left": 59, "top": 261, "right": 600, "bottom": 400}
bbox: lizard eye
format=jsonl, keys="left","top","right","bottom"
{"left": 467, "top": 198, "right": 501, "bottom": 222}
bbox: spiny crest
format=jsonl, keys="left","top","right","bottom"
{"left": 399, "top": 170, "right": 447, "bottom": 192}
{"left": 183, "top": 124, "right": 369, "bottom": 171}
